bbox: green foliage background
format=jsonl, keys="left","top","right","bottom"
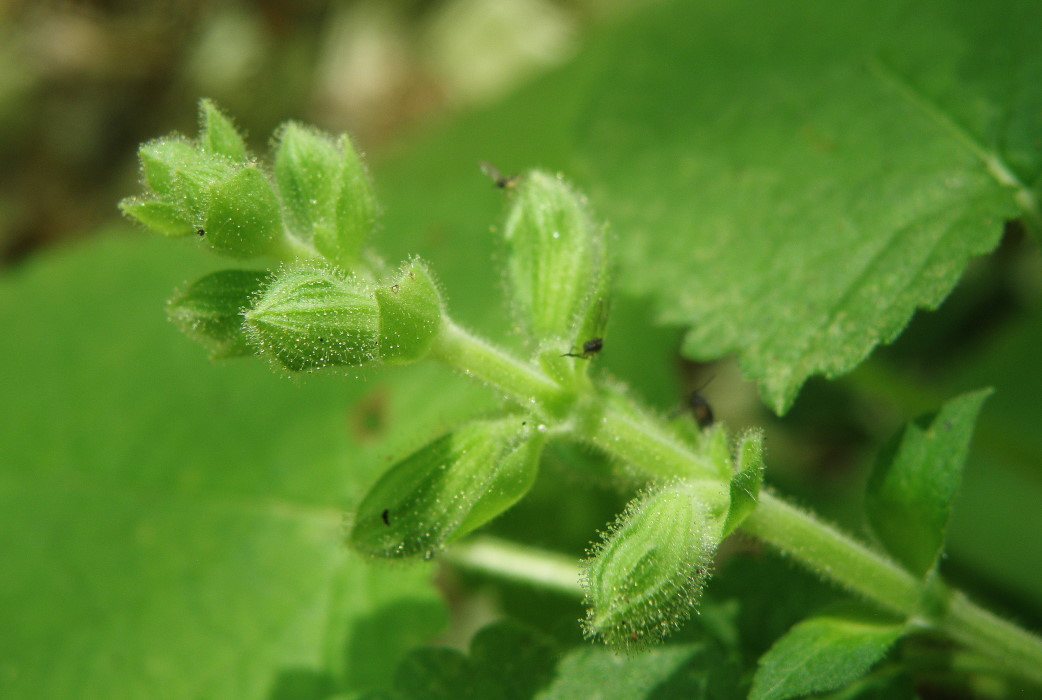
{"left": 3, "top": 0, "right": 1042, "bottom": 697}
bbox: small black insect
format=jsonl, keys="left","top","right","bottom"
{"left": 381, "top": 509, "right": 390, "bottom": 526}
{"left": 686, "top": 392, "right": 714, "bottom": 428}
{"left": 196, "top": 228, "right": 206, "bottom": 237}
{"left": 562, "top": 337, "right": 603, "bottom": 359}
{"left": 479, "top": 161, "right": 520, "bottom": 189}
{"left": 669, "top": 378, "right": 715, "bottom": 428}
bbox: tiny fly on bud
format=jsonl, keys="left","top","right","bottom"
{"left": 669, "top": 378, "right": 715, "bottom": 428}
{"left": 687, "top": 392, "right": 714, "bottom": 428}
{"left": 381, "top": 509, "right": 390, "bottom": 526}
{"left": 479, "top": 161, "right": 520, "bottom": 189}
{"left": 562, "top": 337, "right": 603, "bottom": 359}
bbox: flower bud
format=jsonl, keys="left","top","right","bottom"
{"left": 350, "top": 417, "right": 543, "bottom": 560}
{"left": 503, "top": 171, "right": 607, "bottom": 343}
{"left": 582, "top": 479, "right": 728, "bottom": 650}
{"left": 244, "top": 265, "right": 380, "bottom": 371}
{"left": 375, "top": 259, "right": 443, "bottom": 365}
{"left": 167, "top": 270, "right": 269, "bottom": 358}
{"left": 274, "top": 122, "right": 376, "bottom": 268}
{"left": 204, "top": 167, "right": 285, "bottom": 258}
{"left": 136, "top": 138, "right": 237, "bottom": 224}
{"left": 199, "top": 98, "right": 248, "bottom": 162}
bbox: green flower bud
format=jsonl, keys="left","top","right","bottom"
{"left": 503, "top": 171, "right": 607, "bottom": 343}
{"left": 581, "top": 479, "right": 728, "bottom": 650}
{"left": 199, "top": 98, "right": 248, "bottom": 162}
{"left": 167, "top": 270, "right": 269, "bottom": 358}
{"left": 119, "top": 197, "right": 194, "bottom": 237}
{"left": 244, "top": 265, "right": 380, "bottom": 371}
{"left": 350, "top": 417, "right": 544, "bottom": 560}
{"left": 274, "top": 122, "right": 376, "bottom": 268}
{"left": 204, "top": 167, "right": 286, "bottom": 258}
{"left": 137, "top": 137, "right": 237, "bottom": 224}
{"left": 375, "top": 259, "right": 443, "bottom": 365}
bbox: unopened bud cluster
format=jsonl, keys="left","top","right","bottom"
{"left": 121, "top": 99, "right": 374, "bottom": 265}
{"left": 127, "top": 101, "right": 768, "bottom": 654}
{"left": 168, "top": 259, "right": 443, "bottom": 371}
{"left": 126, "top": 99, "right": 440, "bottom": 370}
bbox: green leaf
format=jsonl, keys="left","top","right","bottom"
{"left": 465, "top": 621, "right": 559, "bottom": 700}
{"left": 0, "top": 232, "right": 481, "bottom": 698}
{"left": 576, "top": 0, "right": 1038, "bottom": 413}
{"left": 166, "top": 268, "right": 269, "bottom": 358}
{"left": 535, "top": 641, "right": 741, "bottom": 700}
{"left": 245, "top": 264, "right": 380, "bottom": 372}
{"left": 372, "top": 0, "right": 1042, "bottom": 418}
{"left": 205, "top": 166, "right": 285, "bottom": 258}
{"left": 350, "top": 417, "right": 544, "bottom": 559}
{"left": 749, "top": 609, "right": 906, "bottom": 700}
{"left": 381, "top": 621, "right": 557, "bottom": 700}
{"left": 723, "top": 429, "right": 765, "bottom": 537}
{"left": 199, "top": 98, "right": 248, "bottom": 162}
{"left": 708, "top": 552, "right": 840, "bottom": 660}
{"left": 866, "top": 389, "right": 991, "bottom": 577}
{"left": 816, "top": 668, "right": 915, "bottom": 700}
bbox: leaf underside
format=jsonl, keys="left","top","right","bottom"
{"left": 577, "top": 0, "right": 1041, "bottom": 413}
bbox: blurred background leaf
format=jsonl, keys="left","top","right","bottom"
{"left": 0, "top": 233, "right": 505, "bottom": 696}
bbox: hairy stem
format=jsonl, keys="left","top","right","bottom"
{"left": 431, "top": 318, "right": 1042, "bottom": 685}
{"left": 741, "top": 492, "right": 922, "bottom": 613}
{"left": 429, "top": 319, "right": 569, "bottom": 417}
{"left": 443, "top": 536, "right": 582, "bottom": 597}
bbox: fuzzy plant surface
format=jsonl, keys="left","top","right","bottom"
{"left": 4, "top": 2, "right": 1042, "bottom": 699}
{"left": 106, "top": 98, "right": 1042, "bottom": 699}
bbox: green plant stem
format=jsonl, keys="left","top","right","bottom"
{"left": 431, "top": 317, "right": 1042, "bottom": 685}
{"left": 740, "top": 492, "right": 922, "bottom": 613}
{"left": 429, "top": 319, "right": 568, "bottom": 417}
{"left": 942, "top": 591, "right": 1042, "bottom": 687}
{"left": 577, "top": 391, "right": 721, "bottom": 480}
{"left": 443, "top": 536, "right": 582, "bottom": 597}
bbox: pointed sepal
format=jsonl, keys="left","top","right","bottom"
{"left": 199, "top": 98, "right": 248, "bottom": 161}
{"left": 119, "top": 197, "right": 195, "bottom": 237}
{"left": 274, "top": 123, "right": 376, "bottom": 268}
{"left": 375, "top": 259, "right": 444, "bottom": 365}
{"left": 167, "top": 269, "right": 269, "bottom": 358}
{"left": 204, "top": 167, "right": 285, "bottom": 258}
{"left": 723, "top": 428, "right": 765, "bottom": 536}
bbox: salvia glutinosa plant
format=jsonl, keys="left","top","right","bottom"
{"left": 122, "top": 100, "right": 1042, "bottom": 692}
